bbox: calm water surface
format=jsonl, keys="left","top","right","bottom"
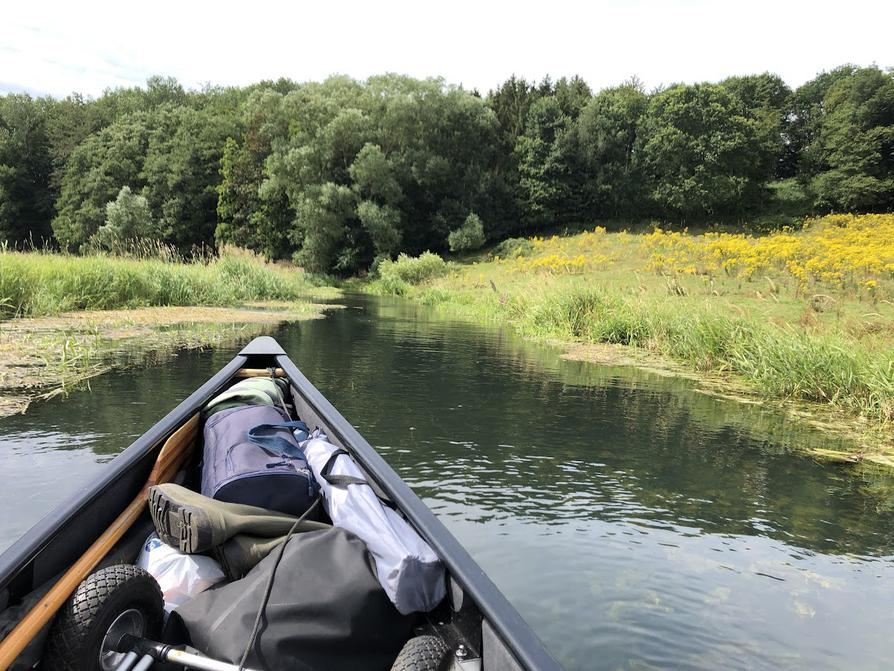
{"left": 2, "top": 294, "right": 894, "bottom": 669}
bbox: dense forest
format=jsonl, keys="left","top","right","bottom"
{"left": 0, "top": 66, "right": 892, "bottom": 274}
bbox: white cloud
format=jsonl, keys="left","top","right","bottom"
{"left": 1, "top": 0, "right": 892, "bottom": 98}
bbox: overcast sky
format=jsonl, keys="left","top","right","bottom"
{"left": 3, "top": 0, "right": 892, "bottom": 98}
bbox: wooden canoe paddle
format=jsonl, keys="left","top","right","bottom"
{"left": 0, "top": 414, "right": 200, "bottom": 670}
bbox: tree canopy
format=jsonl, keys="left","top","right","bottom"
{"left": 1, "top": 65, "right": 892, "bottom": 273}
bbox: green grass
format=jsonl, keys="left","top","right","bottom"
{"left": 414, "top": 282, "right": 894, "bottom": 422}
{"left": 0, "top": 248, "right": 338, "bottom": 318}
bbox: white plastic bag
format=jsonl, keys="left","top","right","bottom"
{"left": 302, "top": 430, "right": 445, "bottom": 614}
{"left": 136, "top": 534, "right": 226, "bottom": 611}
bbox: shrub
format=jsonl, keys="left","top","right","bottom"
{"left": 376, "top": 275, "right": 411, "bottom": 296}
{"left": 491, "top": 237, "right": 534, "bottom": 259}
{"left": 447, "top": 213, "right": 486, "bottom": 252}
{"left": 378, "top": 252, "right": 448, "bottom": 285}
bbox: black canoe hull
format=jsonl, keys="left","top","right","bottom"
{"left": 0, "top": 337, "right": 560, "bottom": 671}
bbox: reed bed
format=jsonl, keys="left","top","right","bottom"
{"left": 0, "top": 246, "right": 334, "bottom": 318}
{"left": 503, "top": 286, "right": 894, "bottom": 422}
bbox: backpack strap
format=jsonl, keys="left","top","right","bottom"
{"left": 321, "top": 448, "right": 367, "bottom": 486}
{"left": 303, "top": 429, "right": 396, "bottom": 507}
{"left": 247, "top": 420, "right": 309, "bottom": 460}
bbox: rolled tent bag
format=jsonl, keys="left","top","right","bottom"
{"left": 203, "top": 377, "right": 289, "bottom": 417}
{"left": 171, "top": 528, "right": 412, "bottom": 671}
{"left": 302, "top": 431, "right": 446, "bottom": 614}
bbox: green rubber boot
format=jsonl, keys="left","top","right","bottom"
{"left": 215, "top": 521, "right": 331, "bottom": 580}
{"left": 148, "top": 483, "right": 302, "bottom": 554}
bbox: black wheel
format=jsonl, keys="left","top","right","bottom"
{"left": 43, "top": 564, "right": 164, "bottom": 671}
{"left": 390, "top": 634, "right": 450, "bottom": 671}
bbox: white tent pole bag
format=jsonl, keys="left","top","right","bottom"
{"left": 301, "top": 430, "right": 445, "bottom": 615}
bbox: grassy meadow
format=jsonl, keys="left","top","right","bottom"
{"left": 370, "top": 214, "right": 894, "bottom": 458}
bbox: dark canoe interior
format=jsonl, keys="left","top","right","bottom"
{"left": 0, "top": 337, "right": 559, "bottom": 671}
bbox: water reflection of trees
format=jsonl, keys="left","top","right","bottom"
{"left": 281, "top": 295, "right": 894, "bottom": 558}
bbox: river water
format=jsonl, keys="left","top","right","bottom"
{"left": 2, "top": 294, "right": 894, "bottom": 669}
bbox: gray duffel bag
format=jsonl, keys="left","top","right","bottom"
{"left": 171, "top": 527, "right": 413, "bottom": 671}
{"left": 201, "top": 404, "right": 318, "bottom": 517}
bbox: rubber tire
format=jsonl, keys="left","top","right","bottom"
{"left": 390, "top": 634, "right": 450, "bottom": 671}
{"left": 42, "top": 564, "right": 164, "bottom": 671}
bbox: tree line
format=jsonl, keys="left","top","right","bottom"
{"left": 0, "top": 66, "right": 892, "bottom": 274}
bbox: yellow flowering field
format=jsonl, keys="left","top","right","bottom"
{"left": 496, "top": 227, "right": 617, "bottom": 275}
{"left": 486, "top": 214, "right": 894, "bottom": 299}
{"left": 644, "top": 214, "right": 894, "bottom": 294}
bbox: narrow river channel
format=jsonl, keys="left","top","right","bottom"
{"left": 3, "top": 294, "right": 894, "bottom": 669}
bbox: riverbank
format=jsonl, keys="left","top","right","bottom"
{"left": 0, "top": 303, "right": 337, "bottom": 417}
{"left": 0, "top": 248, "right": 341, "bottom": 416}
{"left": 367, "top": 214, "right": 894, "bottom": 464}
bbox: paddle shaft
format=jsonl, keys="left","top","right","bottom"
{"left": 0, "top": 415, "right": 199, "bottom": 670}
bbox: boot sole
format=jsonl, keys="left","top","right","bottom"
{"left": 148, "top": 487, "right": 215, "bottom": 553}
